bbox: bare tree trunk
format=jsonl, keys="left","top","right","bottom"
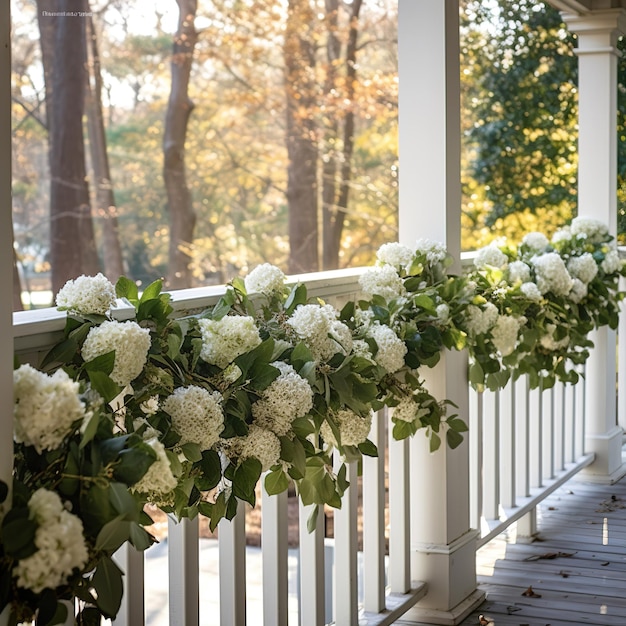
{"left": 322, "top": 0, "right": 362, "bottom": 270}
{"left": 13, "top": 242, "right": 23, "bottom": 312}
{"left": 163, "top": 0, "right": 198, "bottom": 289}
{"left": 37, "top": 0, "right": 100, "bottom": 295}
{"left": 285, "top": 0, "right": 319, "bottom": 275}
{"left": 85, "top": 13, "right": 125, "bottom": 280}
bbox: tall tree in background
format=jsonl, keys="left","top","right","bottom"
{"left": 36, "top": 0, "right": 100, "bottom": 294}
{"left": 321, "top": 0, "right": 362, "bottom": 270}
{"left": 163, "top": 0, "right": 198, "bottom": 289}
{"left": 85, "top": 12, "right": 125, "bottom": 280}
{"left": 285, "top": 0, "right": 319, "bottom": 274}
{"left": 462, "top": 0, "right": 577, "bottom": 238}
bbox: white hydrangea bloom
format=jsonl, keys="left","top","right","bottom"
{"left": 571, "top": 216, "right": 609, "bottom": 243}
{"left": 551, "top": 226, "right": 572, "bottom": 245}
{"left": 252, "top": 362, "right": 313, "bottom": 436}
{"left": 286, "top": 304, "right": 350, "bottom": 360}
{"left": 491, "top": 315, "right": 524, "bottom": 357}
{"left": 522, "top": 231, "right": 549, "bottom": 251}
{"left": 366, "top": 323, "right": 406, "bottom": 373}
{"left": 531, "top": 253, "right": 573, "bottom": 296}
{"left": 376, "top": 242, "right": 415, "bottom": 269}
{"left": 140, "top": 395, "right": 159, "bottom": 416}
{"left": 540, "top": 324, "right": 570, "bottom": 351}
{"left": 391, "top": 397, "right": 419, "bottom": 423}
{"left": 320, "top": 410, "right": 372, "bottom": 448}
{"left": 198, "top": 315, "right": 262, "bottom": 368}
{"left": 507, "top": 260, "right": 531, "bottom": 284}
{"left": 14, "top": 365, "right": 86, "bottom": 453}
{"left": 244, "top": 263, "right": 286, "bottom": 297}
{"left": 82, "top": 320, "right": 151, "bottom": 387}
{"left": 569, "top": 278, "right": 588, "bottom": 303}
{"left": 14, "top": 489, "right": 89, "bottom": 594}
{"left": 601, "top": 248, "right": 623, "bottom": 274}
{"left": 415, "top": 238, "right": 448, "bottom": 265}
{"left": 520, "top": 281, "right": 543, "bottom": 301}
{"left": 464, "top": 302, "right": 499, "bottom": 336}
{"left": 436, "top": 303, "right": 450, "bottom": 323}
{"left": 567, "top": 253, "right": 598, "bottom": 285}
{"left": 352, "top": 339, "right": 373, "bottom": 360}
{"left": 474, "top": 243, "right": 508, "bottom": 270}
{"left": 239, "top": 425, "right": 282, "bottom": 472}
{"left": 56, "top": 273, "right": 117, "bottom": 316}
{"left": 131, "top": 437, "right": 177, "bottom": 501}
{"left": 359, "top": 265, "right": 407, "bottom": 300}
{"left": 163, "top": 386, "right": 225, "bottom": 450}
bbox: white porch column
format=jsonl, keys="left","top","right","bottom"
{"left": 0, "top": 1, "right": 13, "bottom": 516}
{"left": 397, "top": 1, "right": 484, "bottom": 623}
{"left": 563, "top": 9, "right": 626, "bottom": 483}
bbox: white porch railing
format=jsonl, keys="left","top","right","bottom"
{"left": 12, "top": 268, "right": 600, "bottom": 626}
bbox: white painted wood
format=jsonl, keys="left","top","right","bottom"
{"left": 168, "top": 517, "right": 200, "bottom": 626}
{"left": 0, "top": 0, "right": 12, "bottom": 517}
{"left": 332, "top": 456, "right": 358, "bottom": 625}
{"left": 562, "top": 10, "right": 626, "bottom": 481}
{"left": 219, "top": 501, "right": 247, "bottom": 626}
{"left": 528, "top": 385, "right": 542, "bottom": 489}
{"left": 469, "top": 387, "right": 483, "bottom": 533}
{"left": 298, "top": 503, "right": 325, "bottom": 626}
{"left": 363, "top": 410, "right": 387, "bottom": 613}
{"left": 261, "top": 483, "right": 288, "bottom": 626}
{"left": 542, "top": 386, "right": 555, "bottom": 481}
{"left": 482, "top": 389, "right": 499, "bottom": 521}
{"left": 563, "top": 381, "right": 576, "bottom": 465}
{"left": 575, "top": 366, "right": 586, "bottom": 459}
{"left": 499, "top": 383, "right": 516, "bottom": 509}
{"left": 113, "top": 544, "right": 145, "bottom": 626}
{"left": 388, "top": 430, "right": 411, "bottom": 594}
{"left": 619, "top": 273, "right": 626, "bottom": 433}
{"left": 514, "top": 377, "right": 530, "bottom": 499}
{"left": 554, "top": 382, "right": 566, "bottom": 472}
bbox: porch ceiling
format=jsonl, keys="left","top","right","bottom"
{"left": 547, "top": 0, "right": 626, "bottom": 13}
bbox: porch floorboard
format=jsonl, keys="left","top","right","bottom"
{"left": 394, "top": 475, "right": 626, "bottom": 626}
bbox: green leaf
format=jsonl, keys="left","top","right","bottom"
{"left": 264, "top": 469, "right": 289, "bottom": 495}
{"left": 109, "top": 482, "right": 141, "bottom": 520}
{"left": 116, "top": 276, "right": 139, "bottom": 303}
{"left": 84, "top": 351, "right": 115, "bottom": 374}
{"left": 140, "top": 279, "right": 163, "bottom": 303}
{"left": 285, "top": 284, "right": 308, "bottom": 314}
{"left": 2, "top": 517, "right": 37, "bottom": 559}
{"left": 233, "top": 458, "right": 262, "bottom": 505}
{"left": 181, "top": 442, "right": 202, "bottom": 463}
{"left": 96, "top": 517, "right": 131, "bottom": 551}
{"left": 87, "top": 370, "right": 122, "bottom": 404}
{"left": 306, "top": 504, "right": 320, "bottom": 533}
{"left": 92, "top": 556, "right": 124, "bottom": 618}
{"left": 129, "top": 522, "right": 154, "bottom": 551}
{"left": 41, "top": 337, "right": 79, "bottom": 369}
{"left": 358, "top": 439, "right": 378, "bottom": 458}
{"left": 429, "top": 431, "right": 441, "bottom": 453}
{"left": 446, "top": 429, "right": 464, "bottom": 449}
{"left": 79, "top": 411, "right": 101, "bottom": 450}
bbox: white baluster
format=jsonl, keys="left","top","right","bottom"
{"left": 219, "top": 500, "right": 247, "bottom": 626}
{"left": 168, "top": 516, "right": 200, "bottom": 626}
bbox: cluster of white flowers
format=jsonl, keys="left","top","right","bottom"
{"left": 287, "top": 304, "right": 352, "bottom": 360}
{"left": 244, "top": 263, "right": 286, "bottom": 297}
{"left": 251, "top": 361, "right": 313, "bottom": 436}
{"left": 140, "top": 395, "right": 160, "bottom": 416}
{"left": 540, "top": 323, "right": 570, "bottom": 351}
{"left": 522, "top": 232, "right": 549, "bottom": 251}
{"left": 507, "top": 260, "right": 531, "bottom": 284}
{"left": 162, "top": 385, "right": 225, "bottom": 450}
{"left": 531, "top": 252, "right": 573, "bottom": 296}
{"left": 14, "top": 489, "right": 89, "bottom": 594}
{"left": 352, "top": 338, "right": 373, "bottom": 360}
{"left": 366, "top": 323, "right": 407, "bottom": 373}
{"left": 81, "top": 320, "right": 151, "bottom": 387}
{"left": 520, "top": 281, "right": 543, "bottom": 301}
{"left": 602, "top": 248, "right": 623, "bottom": 274}
{"left": 198, "top": 315, "right": 262, "bottom": 368}
{"left": 237, "top": 425, "right": 282, "bottom": 471}
{"left": 491, "top": 315, "right": 525, "bottom": 356}
{"left": 320, "top": 410, "right": 372, "bottom": 448}
{"left": 14, "top": 364, "right": 86, "bottom": 453}
{"left": 567, "top": 253, "right": 598, "bottom": 285}
{"left": 359, "top": 265, "right": 407, "bottom": 300}
{"left": 474, "top": 243, "right": 508, "bottom": 270}
{"left": 570, "top": 216, "right": 609, "bottom": 244}
{"left": 376, "top": 242, "right": 415, "bottom": 270}
{"left": 131, "top": 437, "right": 177, "bottom": 503}
{"left": 464, "top": 302, "right": 499, "bottom": 336}
{"left": 569, "top": 279, "right": 588, "bottom": 303}
{"left": 551, "top": 226, "right": 572, "bottom": 245}
{"left": 436, "top": 303, "right": 450, "bottom": 323}
{"left": 415, "top": 238, "right": 448, "bottom": 265}
{"left": 55, "top": 273, "right": 117, "bottom": 316}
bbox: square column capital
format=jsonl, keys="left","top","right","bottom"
{"left": 562, "top": 8, "right": 626, "bottom": 51}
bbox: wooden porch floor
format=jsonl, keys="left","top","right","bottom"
{"left": 396, "top": 475, "right": 626, "bottom": 626}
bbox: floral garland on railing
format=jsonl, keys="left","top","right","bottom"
{"left": 1, "top": 216, "right": 623, "bottom": 624}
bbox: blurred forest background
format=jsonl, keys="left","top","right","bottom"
{"left": 9, "top": 0, "right": 626, "bottom": 310}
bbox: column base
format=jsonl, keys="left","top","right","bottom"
{"left": 581, "top": 426, "right": 626, "bottom": 484}
{"left": 398, "top": 589, "right": 486, "bottom": 626}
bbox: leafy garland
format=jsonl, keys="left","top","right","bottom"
{"left": 1, "top": 217, "right": 623, "bottom": 624}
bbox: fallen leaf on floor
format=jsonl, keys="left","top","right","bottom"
{"left": 601, "top": 561, "right": 610, "bottom": 566}
{"left": 522, "top": 585, "right": 542, "bottom": 598}
{"left": 506, "top": 605, "right": 521, "bottom": 614}
{"left": 524, "top": 551, "right": 575, "bottom": 561}
{"left": 558, "top": 570, "right": 569, "bottom": 578}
